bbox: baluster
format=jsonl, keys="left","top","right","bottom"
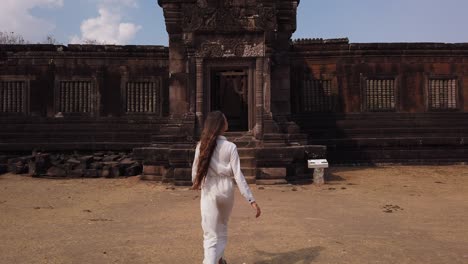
{"left": 126, "top": 83, "right": 129, "bottom": 112}
{"left": 4, "top": 82, "right": 8, "bottom": 112}
{"left": 378, "top": 80, "right": 382, "bottom": 110}
{"left": 451, "top": 79, "right": 456, "bottom": 108}
{"left": 59, "top": 82, "right": 62, "bottom": 112}
{"left": 5, "top": 82, "right": 9, "bottom": 112}
{"left": 155, "top": 82, "right": 159, "bottom": 113}
{"left": 140, "top": 82, "right": 144, "bottom": 112}
{"left": 367, "top": 80, "right": 371, "bottom": 110}
{"left": 71, "top": 82, "right": 75, "bottom": 112}
{"left": 78, "top": 82, "right": 83, "bottom": 112}
{"left": 137, "top": 83, "right": 141, "bottom": 112}
{"left": 73, "top": 82, "right": 78, "bottom": 113}
{"left": 135, "top": 82, "right": 139, "bottom": 112}
{"left": 65, "top": 82, "right": 70, "bottom": 112}
{"left": 431, "top": 80, "right": 435, "bottom": 108}
{"left": 149, "top": 83, "right": 153, "bottom": 113}
{"left": 130, "top": 83, "right": 134, "bottom": 112}
{"left": 0, "top": 82, "right": 3, "bottom": 112}
{"left": 16, "top": 82, "right": 21, "bottom": 112}
{"left": 69, "top": 82, "right": 73, "bottom": 112}
{"left": 383, "top": 80, "right": 387, "bottom": 109}
{"left": 84, "top": 82, "right": 89, "bottom": 112}
{"left": 72, "top": 82, "right": 77, "bottom": 112}
{"left": 64, "top": 82, "right": 68, "bottom": 112}
{"left": 12, "top": 82, "right": 16, "bottom": 112}
{"left": 13, "top": 82, "right": 17, "bottom": 112}
{"left": 368, "top": 80, "right": 371, "bottom": 110}
{"left": 143, "top": 82, "right": 148, "bottom": 112}
{"left": 88, "top": 83, "right": 92, "bottom": 113}
{"left": 75, "top": 82, "right": 80, "bottom": 112}
{"left": 130, "top": 83, "right": 136, "bottom": 112}
{"left": 384, "top": 80, "right": 388, "bottom": 109}
{"left": 20, "top": 82, "right": 23, "bottom": 113}
{"left": 70, "top": 82, "right": 74, "bottom": 112}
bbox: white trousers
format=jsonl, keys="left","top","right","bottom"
{"left": 200, "top": 177, "right": 235, "bottom": 264}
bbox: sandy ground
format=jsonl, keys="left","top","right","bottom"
{"left": 1, "top": 166, "right": 468, "bottom": 264}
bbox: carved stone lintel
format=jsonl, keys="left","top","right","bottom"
{"left": 196, "top": 39, "right": 265, "bottom": 58}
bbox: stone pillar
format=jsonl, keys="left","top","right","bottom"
{"left": 254, "top": 57, "right": 264, "bottom": 139}
{"left": 195, "top": 58, "right": 204, "bottom": 134}
{"left": 168, "top": 34, "right": 189, "bottom": 117}
{"left": 263, "top": 56, "right": 280, "bottom": 133}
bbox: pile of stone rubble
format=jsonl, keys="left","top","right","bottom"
{"left": 0, "top": 151, "right": 142, "bottom": 178}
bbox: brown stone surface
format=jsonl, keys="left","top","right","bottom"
{"left": 1, "top": 166, "right": 468, "bottom": 263}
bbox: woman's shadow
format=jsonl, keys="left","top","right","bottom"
{"left": 254, "top": 246, "right": 324, "bottom": 264}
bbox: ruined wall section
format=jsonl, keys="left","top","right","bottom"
{"left": 0, "top": 44, "right": 170, "bottom": 152}
{"left": 291, "top": 40, "right": 468, "bottom": 163}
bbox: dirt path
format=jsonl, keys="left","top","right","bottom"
{"left": 1, "top": 166, "right": 468, "bottom": 264}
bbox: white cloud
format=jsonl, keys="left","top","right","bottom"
{"left": 0, "top": 0, "right": 63, "bottom": 42}
{"left": 70, "top": 0, "right": 141, "bottom": 45}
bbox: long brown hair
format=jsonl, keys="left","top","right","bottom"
{"left": 192, "top": 111, "right": 227, "bottom": 190}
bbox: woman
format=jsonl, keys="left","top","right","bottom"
{"left": 192, "top": 111, "right": 261, "bottom": 264}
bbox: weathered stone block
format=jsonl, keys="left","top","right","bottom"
{"left": 83, "top": 169, "right": 99, "bottom": 178}
{"left": 173, "top": 168, "right": 191, "bottom": 181}
{"left": 110, "top": 166, "right": 123, "bottom": 178}
{"left": 47, "top": 166, "right": 66, "bottom": 178}
{"left": 69, "top": 169, "right": 84, "bottom": 178}
{"left": 100, "top": 167, "right": 111, "bottom": 178}
{"left": 28, "top": 154, "right": 51, "bottom": 176}
{"left": 0, "top": 164, "right": 7, "bottom": 174}
{"left": 143, "top": 165, "right": 165, "bottom": 175}
{"left": 90, "top": 162, "right": 103, "bottom": 170}
{"left": 103, "top": 155, "right": 120, "bottom": 162}
{"left": 133, "top": 147, "right": 170, "bottom": 164}
{"left": 258, "top": 167, "right": 287, "bottom": 179}
{"left": 125, "top": 164, "right": 142, "bottom": 176}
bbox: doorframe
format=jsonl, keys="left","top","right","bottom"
{"left": 204, "top": 59, "right": 256, "bottom": 132}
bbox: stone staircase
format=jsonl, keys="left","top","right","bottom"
{"left": 135, "top": 129, "right": 326, "bottom": 186}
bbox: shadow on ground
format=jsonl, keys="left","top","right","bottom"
{"left": 326, "top": 171, "right": 346, "bottom": 182}
{"left": 254, "top": 246, "right": 324, "bottom": 264}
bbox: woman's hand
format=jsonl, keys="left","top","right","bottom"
{"left": 251, "top": 202, "right": 261, "bottom": 218}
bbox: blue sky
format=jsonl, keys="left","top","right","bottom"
{"left": 2, "top": 0, "right": 468, "bottom": 45}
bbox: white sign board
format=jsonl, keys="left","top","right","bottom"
{"left": 308, "top": 159, "right": 329, "bottom": 169}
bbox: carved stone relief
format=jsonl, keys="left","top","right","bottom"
{"left": 182, "top": 4, "right": 277, "bottom": 32}
{"left": 196, "top": 39, "right": 265, "bottom": 58}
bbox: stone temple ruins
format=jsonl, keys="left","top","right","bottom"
{"left": 0, "top": 0, "right": 467, "bottom": 184}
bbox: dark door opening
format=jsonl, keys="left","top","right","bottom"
{"left": 211, "top": 69, "right": 249, "bottom": 131}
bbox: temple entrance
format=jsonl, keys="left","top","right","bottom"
{"left": 211, "top": 69, "right": 249, "bottom": 131}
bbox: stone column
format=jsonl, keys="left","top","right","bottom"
{"left": 263, "top": 56, "right": 280, "bottom": 133}
{"left": 195, "top": 58, "right": 204, "bottom": 134}
{"left": 254, "top": 57, "right": 264, "bottom": 139}
{"left": 168, "top": 34, "right": 189, "bottom": 117}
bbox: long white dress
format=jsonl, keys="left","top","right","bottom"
{"left": 192, "top": 135, "right": 255, "bottom": 264}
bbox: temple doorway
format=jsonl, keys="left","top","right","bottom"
{"left": 211, "top": 69, "right": 249, "bottom": 131}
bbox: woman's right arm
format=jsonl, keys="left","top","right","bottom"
{"left": 229, "top": 145, "right": 261, "bottom": 218}
{"left": 230, "top": 145, "right": 255, "bottom": 204}
{"left": 191, "top": 143, "right": 200, "bottom": 184}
